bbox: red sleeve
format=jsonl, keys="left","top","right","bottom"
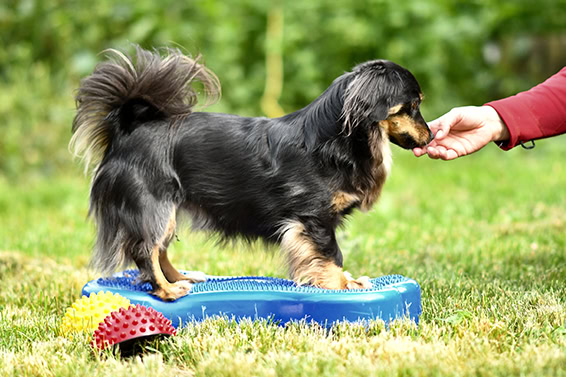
{"left": 484, "top": 67, "right": 566, "bottom": 150}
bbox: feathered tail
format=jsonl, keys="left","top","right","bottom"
{"left": 70, "top": 46, "right": 221, "bottom": 171}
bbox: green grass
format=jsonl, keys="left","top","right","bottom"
{"left": 1, "top": 140, "right": 565, "bottom": 376}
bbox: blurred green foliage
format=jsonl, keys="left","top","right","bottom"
{"left": 1, "top": 0, "right": 565, "bottom": 178}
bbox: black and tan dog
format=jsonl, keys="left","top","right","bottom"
{"left": 71, "top": 47, "right": 433, "bottom": 301}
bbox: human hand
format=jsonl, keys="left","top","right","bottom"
{"left": 413, "top": 106, "right": 510, "bottom": 160}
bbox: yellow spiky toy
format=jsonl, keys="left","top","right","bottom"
{"left": 60, "top": 291, "right": 130, "bottom": 338}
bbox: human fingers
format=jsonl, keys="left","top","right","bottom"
{"left": 425, "top": 146, "right": 442, "bottom": 159}
{"left": 435, "top": 145, "right": 458, "bottom": 160}
{"left": 428, "top": 108, "right": 463, "bottom": 140}
{"left": 414, "top": 137, "right": 441, "bottom": 156}
{"left": 435, "top": 145, "right": 448, "bottom": 156}
{"left": 426, "top": 145, "right": 460, "bottom": 161}
{"left": 442, "top": 149, "right": 459, "bottom": 160}
{"left": 435, "top": 145, "right": 455, "bottom": 160}
{"left": 412, "top": 147, "right": 426, "bottom": 157}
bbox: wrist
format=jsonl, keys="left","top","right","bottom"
{"left": 483, "top": 105, "right": 509, "bottom": 142}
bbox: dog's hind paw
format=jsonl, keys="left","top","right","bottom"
{"left": 182, "top": 270, "right": 208, "bottom": 283}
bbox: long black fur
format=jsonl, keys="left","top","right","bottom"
{"left": 71, "top": 46, "right": 429, "bottom": 289}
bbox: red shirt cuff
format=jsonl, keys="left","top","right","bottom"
{"left": 485, "top": 67, "right": 566, "bottom": 150}
{"left": 484, "top": 99, "right": 541, "bottom": 151}
{"left": 483, "top": 103, "right": 519, "bottom": 150}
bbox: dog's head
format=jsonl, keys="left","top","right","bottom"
{"left": 342, "top": 60, "right": 433, "bottom": 149}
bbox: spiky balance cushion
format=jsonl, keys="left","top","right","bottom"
{"left": 60, "top": 291, "right": 131, "bottom": 337}
{"left": 82, "top": 270, "right": 421, "bottom": 328}
{"left": 92, "top": 304, "right": 176, "bottom": 353}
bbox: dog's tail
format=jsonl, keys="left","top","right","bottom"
{"left": 70, "top": 46, "right": 221, "bottom": 171}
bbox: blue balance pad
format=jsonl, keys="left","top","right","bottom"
{"left": 82, "top": 270, "right": 421, "bottom": 328}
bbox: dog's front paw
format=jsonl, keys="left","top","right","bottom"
{"left": 344, "top": 272, "right": 372, "bottom": 289}
{"left": 153, "top": 280, "right": 193, "bottom": 301}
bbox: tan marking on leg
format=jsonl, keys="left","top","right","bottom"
{"left": 279, "top": 221, "right": 349, "bottom": 289}
{"left": 160, "top": 250, "right": 188, "bottom": 283}
{"left": 160, "top": 250, "right": 207, "bottom": 284}
{"left": 279, "top": 221, "right": 373, "bottom": 290}
{"left": 331, "top": 191, "right": 360, "bottom": 213}
{"left": 156, "top": 211, "right": 183, "bottom": 283}
{"left": 151, "top": 244, "right": 187, "bottom": 301}
{"left": 150, "top": 210, "right": 193, "bottom": 301}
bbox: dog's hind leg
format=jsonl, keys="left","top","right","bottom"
{"left": 159, "top": 250, "right": 207, "bottom": 284}
{"left": 132, "top": 208, "right": 205, "bottom": 301}
{"left": 156, "top": 208, "right": 207, "bottom": 284}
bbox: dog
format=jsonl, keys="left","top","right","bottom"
{"left": 71, "top": 46, "right": 433, "bottom": 301}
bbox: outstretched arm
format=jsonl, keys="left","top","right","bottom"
{"left": 415, "top": 67, "right": 566, "bottom": 160}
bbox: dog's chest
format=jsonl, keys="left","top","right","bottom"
{"left": 379, "top": 137, "right": 393, "bottom": 177}
{"left": 359, "top": 132, "right": 392, "bottom": 211}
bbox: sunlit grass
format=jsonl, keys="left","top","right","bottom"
{"left": 1, "top": 140, "right": 565, "bottom": 376}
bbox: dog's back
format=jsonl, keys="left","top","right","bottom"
{"left": 174, "top": 110, "right": 339, "bottom": 242}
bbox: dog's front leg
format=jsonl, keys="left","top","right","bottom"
{"left": 279, "top": 220, "right": 372, "bottom": 290}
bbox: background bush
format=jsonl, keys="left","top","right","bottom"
{"left": 1, "top": 0, "right": 565, "bottom": 179}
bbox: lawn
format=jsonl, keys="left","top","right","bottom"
{"left": 0, "top": 140, "right": 565, "bottom": 376}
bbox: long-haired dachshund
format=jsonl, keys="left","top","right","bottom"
{"left": 71, "top": 46, "right": 433, "bottom": 301}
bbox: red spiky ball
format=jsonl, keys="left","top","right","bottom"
{"left": 92, "top": 304, "right": 176, "bottom": 351}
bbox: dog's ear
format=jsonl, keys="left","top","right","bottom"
{"left": 342, "top": 63, "right": 391, "bottom": 135}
